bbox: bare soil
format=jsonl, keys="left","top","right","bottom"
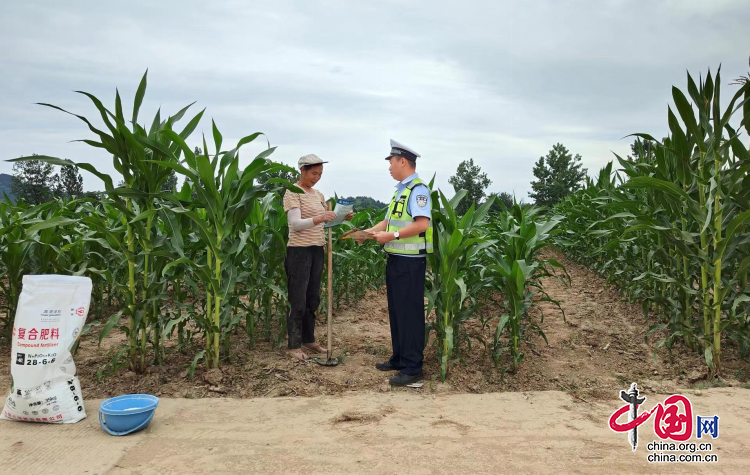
{"left": 0, "top": 250, "right": 747, "bottom": 401}
{"left": 3, "top": 390, "right": 750, "bottom": 474}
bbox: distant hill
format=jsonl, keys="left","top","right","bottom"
{"left": 342, "top": 196, "right": 388, "bottom": 210}
{"left": 0, "top": 173, "right": 14, "bottom": 201}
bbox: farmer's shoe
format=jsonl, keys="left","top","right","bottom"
{"left": 303, "top": 343, "right": 326, "bottom": 354}
{"left": 288, "top": 348, "right": 308, "bottom": 362}
{"left": 375, "top": 361, "right": 401, "bottom": 372}
{"left": 390, "top": 371, "right": 424, "bottom": 388}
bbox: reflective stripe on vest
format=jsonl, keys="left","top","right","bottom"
{"left": 385, "top": 242, "right": 434, "bottom": 251}
{"left": 384, "top": 178, "right": 434, "bottom": 255}
{"left": 387, "top": 219, "right": 412, "bottom": 228}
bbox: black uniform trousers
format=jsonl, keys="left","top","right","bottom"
{"left": 386, "top": 253, "right": 426, "bottom": 376}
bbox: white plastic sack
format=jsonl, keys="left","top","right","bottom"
{"left": 2, "top": 275, "right": 91, "bottom": 424}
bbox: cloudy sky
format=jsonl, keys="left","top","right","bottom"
{"left": 1, "top": 0, "right": 748, "bottom": 203}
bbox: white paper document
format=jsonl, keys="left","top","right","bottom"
{"left": 324, "top": 199, "right": 354, "bottom": 229}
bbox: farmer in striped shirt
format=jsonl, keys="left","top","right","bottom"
{"left": 283, "top": 154, "right": 353, "bottom": 362}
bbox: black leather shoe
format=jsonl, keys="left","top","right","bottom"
{"left": 390, "top": 371, "right": 424, "bottom": 387}
{"left": 375, "top": 361, "right": 401, "bottom": 371}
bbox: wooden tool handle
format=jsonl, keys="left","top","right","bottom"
{"left": 327, "top": 202, "right": 333, "bottom": 357}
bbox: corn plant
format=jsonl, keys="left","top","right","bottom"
{"left": 0, "top": 202, "right": 35, "bottom": 334}
{"left": 426, "top": 189, "right": 496, "bottom": 381}
{"left": 238, "top": 194, "right": 290, "bottom": 347}
{"left": 156, "top": 125, "right": 298, "bottom": 368}
{"left": 555, "top": 67, "right": 750, "bottom": 374}
{"left": 0, "top": 198, "right": 85, "bottom": 335}
{"left": 485, "top": 203, "right": 567, "bottom": 372}
{"left": 621, "top": 69, "right": 749, "bottom": 373}
{"left": 10, "top": 71, "right": 206, "bottom": 373}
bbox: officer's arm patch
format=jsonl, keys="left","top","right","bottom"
{"left": 416, "top": 194, "right": 428, "bottom": 207}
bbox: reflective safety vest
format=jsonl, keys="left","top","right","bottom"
{"left": 384, "top": 178, "right": 434, "bottom": 255}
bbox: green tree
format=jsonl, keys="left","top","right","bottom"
{"left": 0, "top": 174, "right": 14, "bottom": 201}
{"left": 256, "top": 159, "right": 300, "bottom": 187}
{"left": 10, "top": 155, "right": 57, "bottom": 204}
{"left": 528, "top": 143, "right": 587, "bottom": 208}
{"left": 54, "top": 164, "right": 84, "bottom": 198}
{"left": 448, "top": 158, "right": 491, "bottom": 215}
{"left": 627, "top": 138, "right": 656, "bottom": 162}
{"left": 162, "top": 168, "right": 178, "bottom": 191}
{"left": 118, "top": 168, "right": 176, "bottom": 191}
{"left": 83, "top": 190, "right": 105, "bottom": 201}
{"left": 488, "top": 191, "right": 514, "bottom": 212}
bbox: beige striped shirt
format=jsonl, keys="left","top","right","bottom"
{"left": 283, "top": 188, "right": 326, "bottom": 247}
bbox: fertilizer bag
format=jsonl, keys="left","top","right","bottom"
{"left": 1, "top": 275, "right": 91, "bottom": 423}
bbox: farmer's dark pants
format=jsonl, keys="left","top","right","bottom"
{"left": 386, "top": 254, "right": 426, "bottom": 376}
{"left": 285, "top": 246, "right": 324, "bottom": 349}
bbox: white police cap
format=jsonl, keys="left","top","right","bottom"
{"left": 385, "top": 139, "right": 420, "bottom": 161}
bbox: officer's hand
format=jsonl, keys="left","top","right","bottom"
{"left": 322, "top": 211, "right": 337, "bottom": 223}
{"left": 354, "top": 228, "right": 372, "bottom": 244}
{"left": 372, "top": 231, "right": 394, "bottom": 245}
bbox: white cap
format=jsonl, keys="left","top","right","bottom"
{"left": 298, "top": 154, "right": 328, "bottom": 169}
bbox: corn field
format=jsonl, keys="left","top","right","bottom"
{"left": 425, "top": 190, "right": 566, "bottom": 379}
{"left": 554, "top": 67, "right": 750, "bottom": 375}
{"left": 0, "top": 73, "right": 562, "bottom": 382}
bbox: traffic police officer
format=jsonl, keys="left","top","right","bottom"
{"left": 365, "top": 139, "right": 433, "bottom": 387}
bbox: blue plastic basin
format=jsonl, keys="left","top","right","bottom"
{"left": 99, "top": 394, "right": 159, "bottom": 436}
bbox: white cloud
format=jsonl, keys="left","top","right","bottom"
{"left": 0, "top": 0, "right": 748, "bottom": 204}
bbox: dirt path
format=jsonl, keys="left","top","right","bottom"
{"left": 1, "top": 389, "right": 749, "bottom": 474}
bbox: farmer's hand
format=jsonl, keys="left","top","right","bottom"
{"left": 321, "top": 211, "right": 337, "bottom": 223}
{"left": 344, "top": 211, "right": 354, "bottom": 220}
{"left": 372, "top": 231, "right": 395, "bottom": 245}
